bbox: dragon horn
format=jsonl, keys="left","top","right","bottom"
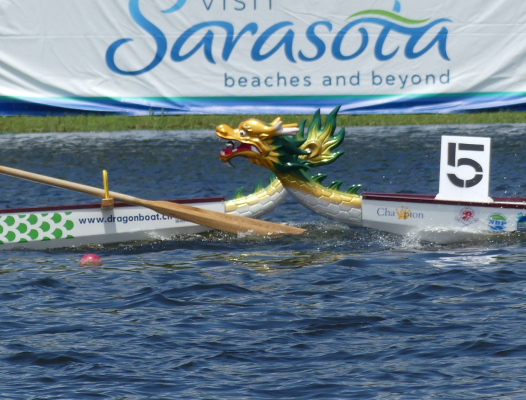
{"left": 273, "top": 120, "right": 300, "bottom": 136}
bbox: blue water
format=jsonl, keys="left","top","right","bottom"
{"left": 2, "top": 124, "right": 526, "bottom": 399}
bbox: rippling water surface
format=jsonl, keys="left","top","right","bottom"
{"left": 2, "top": 124, "right": 526, "bottom": 399}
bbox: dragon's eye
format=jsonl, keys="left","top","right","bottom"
{"left": 239, "top": 129, "right": 248, "bottom": 137}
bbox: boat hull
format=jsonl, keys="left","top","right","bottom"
{"left": 0, "top": 198, "right": 225, "bottom": 250}
{"left": 362, "top": 193, "right": 526, "bottom": 243}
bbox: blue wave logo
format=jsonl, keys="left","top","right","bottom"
{"left": 106, "top": 0, "right": 451, "bottom": 75}
{"left": 339, "top": 5, "right": 451, "bottom": 61}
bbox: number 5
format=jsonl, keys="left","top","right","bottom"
{"left": 447, "top": 143, "right": 484, "bottom": 188}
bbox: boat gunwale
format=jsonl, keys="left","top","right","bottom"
{"left": 0, "top": 197, "right": 225, "bottom": 215}
{"left": 362, "top": 192, "right": 526, "bottom": 209}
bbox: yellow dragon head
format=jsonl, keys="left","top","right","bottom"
{"left": 216, "top": 107, "right": 347, "bottom": 175}
{"left": 216, "top": 116, "right": 305, "bottom": 172}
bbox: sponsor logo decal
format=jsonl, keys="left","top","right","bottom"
{"left": 488, "top": 213, "right": 507, "bottom": 232}
{"left": 396, "top": 205, "right": 411, "bottom": 220}
{"left": 517, "top": 214, "right": 526, "bottom": 231}
{"left": 377, "top": 206, "right": 423, "bottom": 219}
{"left": 455, "top": 207, "right": 478, "bottom": 226}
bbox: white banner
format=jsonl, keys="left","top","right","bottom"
{"left": 1, "top": 0, "right": 526, "bottom": 114}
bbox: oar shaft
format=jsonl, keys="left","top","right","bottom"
{"left": 0, "top": 165, "right": 305, "bottom": 236}
{"left": 0, "top": 165, "right": 141, "bottom": 205}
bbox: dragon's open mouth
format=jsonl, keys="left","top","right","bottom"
{"left": 219, "top": 140, "right": 261, "bottom": 167}
{"left": 220, "top": 140, "right": 261, "bottom": 157}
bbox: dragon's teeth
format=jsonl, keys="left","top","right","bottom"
{"left": 251, "top": 146, "right": 260, "bottom": 154}
{"left": 223, "top": 160, "right": 235, "bottom": 169}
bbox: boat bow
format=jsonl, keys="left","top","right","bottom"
{"left": 217, "top": 107, "right": 363, "bottom": 226}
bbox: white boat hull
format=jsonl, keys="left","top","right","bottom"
{"left": 362, "top": 193, "right": 526, "bottom": 243}
{"left": 0, "top": 198, "right": 225, "bottom": 250}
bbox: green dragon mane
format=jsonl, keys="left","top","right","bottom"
{"left": 272, "top": 106, "right": 346, "bottom": 175}
{"left": 229, "top": 106, "right": 361, "bottom": 200}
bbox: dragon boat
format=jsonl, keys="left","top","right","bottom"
{"left": 0, "top": 168, "right": 289, "bottom": 250}
{"left": 216, "top": 107, "right": 526, "bottom": 243}
{"left": 0, "top": 197, "right": 224, "bottom": 250}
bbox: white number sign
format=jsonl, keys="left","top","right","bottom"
{"left": 435, "top": 136, "right": 492, "bottom": 202}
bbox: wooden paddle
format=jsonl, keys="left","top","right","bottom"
{"left": 0, "top": 165, "right": 305, "bottom": 236}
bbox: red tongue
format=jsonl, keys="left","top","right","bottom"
{"left": 221, "top": 143, "right": 253, "bottom": 157}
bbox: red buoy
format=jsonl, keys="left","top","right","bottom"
{"left": 79, "top": 253, "right": 102, "bottom": 267}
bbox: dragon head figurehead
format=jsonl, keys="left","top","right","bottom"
{"left": 217, "top": 107, "right": 362, "bottom": 225}
{"left": 216, "top": 116, "right": 308, "bottom": 173}
{"left": 216, "top": 107, "right": 346, "bottom": 176}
